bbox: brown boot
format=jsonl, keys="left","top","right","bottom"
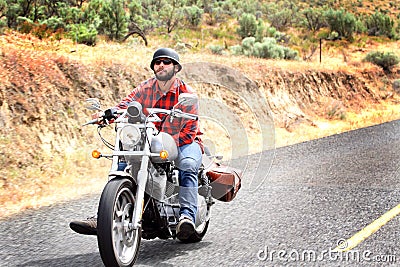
{"left": 176, "top": 215, "right": 195, "bottom": 241}
{"left": 69, "top": 216, "right": 97, "bottom": 235}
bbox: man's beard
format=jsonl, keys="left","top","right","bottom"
{"left": 155, "top": 67, "right": 175, "bottom": 81}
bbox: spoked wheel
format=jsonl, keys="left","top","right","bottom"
{"left": 97, "top": 178, "right": 141, "bottom": 267}
{"left": 181, "top": 195, "right": 211, "bottom": 243}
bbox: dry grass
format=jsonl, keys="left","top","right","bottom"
{"left": 275, "top": 100, "right": 400, "bottom": 148}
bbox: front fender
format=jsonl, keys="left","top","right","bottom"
{"left": 108, "top": 171, "right": 137, "bottom": 187}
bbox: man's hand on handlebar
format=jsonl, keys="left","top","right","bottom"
{"left": 91, "top": 108, "right": 117, "bottom": 125}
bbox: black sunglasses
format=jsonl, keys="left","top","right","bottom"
{"left": 154, "top": 59, "right": 173, "bottom": 66}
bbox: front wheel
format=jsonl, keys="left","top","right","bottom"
{"left": 97, "top": 178, "right": 141, "bottom": 267}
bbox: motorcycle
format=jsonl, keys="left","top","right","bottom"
{"left": 83, "top": 93, "right": 242, "bottom": 267}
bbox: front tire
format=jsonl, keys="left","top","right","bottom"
{"left": 97, "top": 178, "right": 141, "bottom": 267}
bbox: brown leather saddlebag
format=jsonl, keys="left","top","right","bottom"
{"left": 206, "top": 165, "right": 242, "bottom": 202}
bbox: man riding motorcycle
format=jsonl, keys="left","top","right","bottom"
{"left": 70, "top": 48, "right": 203, "bottom": 241}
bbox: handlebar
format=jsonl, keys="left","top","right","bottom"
{"left": 148, "top": 108, "right": 198, "bottom": 121}
{"left": 82, "top": 118, "right": 101, "bottom": 126}
{"left": 171, "top": 109, "right": 198, "bottom": 121}
{"left": 83, "top": 107, "right": 198, "bottom": 126}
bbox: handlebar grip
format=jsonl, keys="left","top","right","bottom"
{"left": 180, "top": 112, "right": 198, "bottom": 121}
{"left": 82, "top": 118, "right": 100, "bottom": 126}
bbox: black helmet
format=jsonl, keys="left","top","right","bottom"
{"left": 150, "top": 48, "right": 182, "bottom": 72}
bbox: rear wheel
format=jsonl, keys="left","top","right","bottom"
{"left": 97, "top": 178, "right": 141, "bottom": 267}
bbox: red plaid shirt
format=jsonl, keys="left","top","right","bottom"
{"left": 115, "top": 77, "right": 201, "bottom": 147}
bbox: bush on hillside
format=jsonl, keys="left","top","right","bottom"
{"left": 395, "top": 19, "right": 400, "bottom": 39}
{"left": 363, "top": 51, "right": 399, "bottom": 72}
{"left": 17, "top": 19, "right": 51, "bottom": 39}
{"left": 68, "top": 24, "right": 98, "bottom": 45}
{"left": 208, "top": 44, "right": 224, "bottom": 55}
{"left": 229, "top": 44, "right": 243, "bottom": 56}
{"left": 237, "top": 13, "right": 257, "bottom": 39}
{"left": 365, "top": 11, "right": 395, "bottom": 39}
{"left": 96, "top": 0, "right": 128, "bottom": 40}
{"left": 0, "top": 0, "right": 5, "bottom": 33}
{"left": 301, "top": 7, "right": 326, "bottom": 32}
{"left": 324, "top": 8, "right": 356, "bottom": 41}
{"left": 229, "top": 37, "right": 299, "bottom": 60}
{"left": 264, "top": 2, "right": 299, "bottom": 31}
{"left": 354, "top": 18, "right": 367, "bottom": 34}
{"left": 184, "top": 5, "right": 204, "bottom": 27}
{"left": 255, "top": 19, "right": 266, "bottom": 42}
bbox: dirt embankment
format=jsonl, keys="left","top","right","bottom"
{"left": 261, "top": 70, "right": 385, "bottom": 127}
{"left": 0, "top": 50, "right": 397, "bottom": 167}
{"left": 0, "top": 42, "right": 398, "bottom": 217}
{"left": 1, "top": 57, "right": 392, "bottom": 160}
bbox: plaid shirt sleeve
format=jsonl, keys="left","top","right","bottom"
{"left": 176, "top": 99, "right": 199, "bottom": 146}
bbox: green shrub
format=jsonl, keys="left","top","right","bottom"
{"left": 0, "top": 19, "right": 6, "bottom": 34}
{"left": 206, "top": 6, "right": 224, "bottom": 25}
{"left": 97, "top": 0, "right": 128, "bottom": 40}
{"left": 41, "top": 17, "right": 66, "bottom": 31}
{"left": 268, "top": 8, "right": 294, "bottom": 31}
{"left": 237, "top": 13, "right": 257, "bottom": 39}
{"left": 282, "top": 46, "right": 299, "bottom": 60}
{"left": 184, "top": 5, "right": 203, "bottom": 27}
{"left": 363, "top": 51, "right": 400, "bottom": 72}
{"left": 255, "top": 19, "right": 266, "bottom": 42}
{"left": 397, "top": 19, "right": 400, "bottom": 29}
{"left": 68, "top": 24, "right": 98, "bottom": 46}
{"left": 355, "top": 18, "right": 367, "bottom": 34}
{"left": 17, "top": 19, "right": 55, "bottom": 39}
{"left": 208, "top": 44, "right": 224, "bottom": 55}
{"left": 365, "top": 11, "right": 395, "bottom": 39}
{"left": 229, "top": 45, "right": 243, "bottom": 56}
{"left": 230, "top": 37, "right": 299, "bottom": 60}
{"left": 220, "top": 0, "right": 237, "bottom": 16}
{"left": 266, "top": 26, "right": 277, "bottom": 37}
{"left": 324, "top": 8, "right": 356, "bottom": 41}
{"left": 264, "top": 2, "right": 299, "bottom": 31}
{"left": 238, "top": 0, "right": 259, "bottom": 14}
{"left": 254, "top": 38, "right": 284, "bottom": 59}
{"left": 0, "top": 0, "right": 7, "bottom": 31}
{"left": 301, "top": 7, "right": 326, "bottom": 32}
{"left": 273, "top": 30, "right": 290, "bottom": 44}
{"left": 241, "top": 36, "right": 256, "bottom": 56}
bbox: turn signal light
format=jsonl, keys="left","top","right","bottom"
{"left": 92, "top": 150, "right": 101, "bottom": 159}
{"left": 159, "top": 150, "right": 168, "bottom": 159}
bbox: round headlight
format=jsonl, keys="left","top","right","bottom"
{"left": 120, "top": 125, "right": 141, "bottom": 149}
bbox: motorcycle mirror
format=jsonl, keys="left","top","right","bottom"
{"left": 127, "top": 102, "right": 143, "bottom": 118}
{"left": 127, "top": 101, "right": 145, "bottom": 123}
{"left": 177, "top": 93, "right": 198, "bottom": 106}
{"left": 85, "top": 98, "right": 102, "bottom": 111}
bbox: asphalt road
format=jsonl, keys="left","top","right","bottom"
{"left": 1, "top": 120, "right": 399, "bottom": 266}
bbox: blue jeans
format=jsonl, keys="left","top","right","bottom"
{"left": 176, "top": 142, "right": 202, "bottom": 223}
